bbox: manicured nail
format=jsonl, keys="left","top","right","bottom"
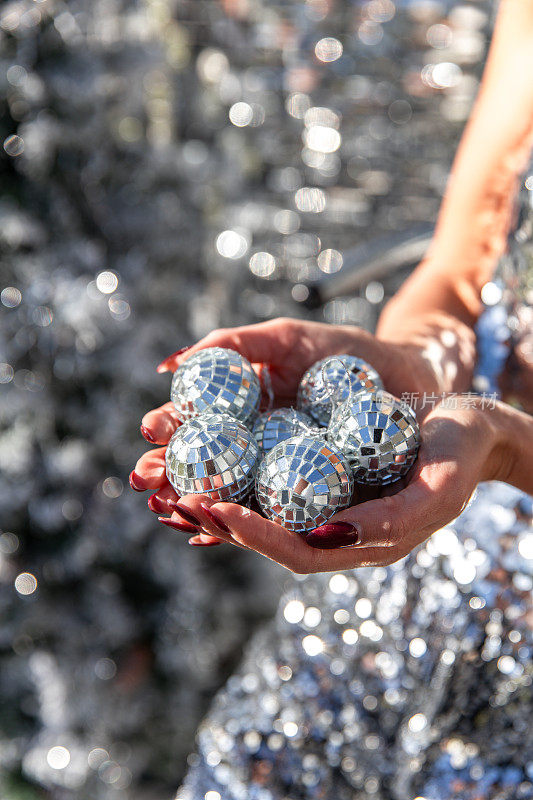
{"left": 158, "top": 516, "right": 198, "bottom": 534}
{"left": 148, "top": 494, "right": 170, "bottom": 514}
{"left": 200, "top": 503, "right": 231, "bottom": 533}
{"left": 129, "top": 470, "right": 145, "bottom": 492}
{"left": 157, "top": 346, "right": 191, "bottom": 373}
{"left": 305, "top": 523, "right": 361, "bottom": 549}
{"left": 140, "top": 424, "right": 156, "bottom": 443}
{"left": 188, "top": 535, "right": 222, "bottom": 547}
{"left": 172, "top": 501, "right": 202, "bottom": 527}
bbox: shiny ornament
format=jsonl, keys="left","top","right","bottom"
{"left": 297, "top": 355, "right": 383, "bottom": 427}
{"left": 166, "top": 413, "right": 260, "bottom": 501}
{"left": 255, "top": 436, "right": 354, "bottom": 532}
{"left": 171, "top": 347, "right": 261, "bottom": 427}
{"left": 252, "top": 407, "right": 318, "bottom": 452}
{"left": 328, "top": 390, "right": 420, "bottom": 485}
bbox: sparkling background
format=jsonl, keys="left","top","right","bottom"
{"left": 0, "top": 0, "right": 496, "bottom": 797}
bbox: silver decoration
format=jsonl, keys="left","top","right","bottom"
{"left": 170, "top": 347, "right": 261, "bottom": 427}
{"left": 328, "top": 390, "right": 420, "bottom": 485}
{"left": 255, "top": 435, "right": 353, "bottom": 532}
{"left": 165, "top": 413, "right": 260, "bottom": 501}
{"left": 298, "top": 355, "right": 383, "bottom": 427}
{"left": 252, "top": 407, "right": 319, "bottom": 452}
{"left": 179, "top": 483, "right": 533, "bottom": 800}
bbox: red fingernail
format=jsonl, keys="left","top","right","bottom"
{"left": 157, "top": 346, "right": 191, "bottom": 373}
{"left": 158, "top": 516, "right": 198, "bottom": 534}
{"left": 129, "top": 470, "right": 145, "bottom": 492}
{"left": 172, "top": 502, "right": 201, "bottom": 526}
{"left": 140, "top": 425, "right": 156, "bottom": 443}
{"left": 188, "top": 535, "right": 222, "bottom": 547}
{"left": 200, "top": 503, "right": 231, "bottom": 533}
{"left": 148, "top": 494, "right": 170, "bottom": 514}
{"left": 305, "top": 523, "right": 361, "bottom": 549}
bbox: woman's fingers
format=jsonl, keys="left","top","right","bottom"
{"left": 156, "top": 320, "right": 295, "bottom": 374}
{"left": 147, "top": 484, "right": 180, "bottom": 515}
{"left": 161, "top": 495, "right": 247, "bottom": 549}
{"left": 141, "top": 402, "right": 181, "bottom": 445}
{"left": 188, "top": 534, "right": 223, "bottom": 547}
{"left": 131, "top": 447, "right": 168, "bottom": 492}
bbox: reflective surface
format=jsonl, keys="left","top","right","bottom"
{"left": 166, "top": 413, "right": 260, "bottom": 501}
{"left": 298, "top": 356, "right": 384, "bottom": 426}
{"left": 171, "top": 348, "right": 261, "bottom": 427}
{"left": 0, "top": 0, "right": 514, "bottom": 796}
{"left": 253, "top": 408, "right": 318, "bottom": 452}
{"left": 256, "top": 435, "right": 353, "bottom": 532}
{"left": 179, "top": 482, "right": 533, "bottom": 800}
{"left": 328, "top": 390, "right": 420, "bottom": 484}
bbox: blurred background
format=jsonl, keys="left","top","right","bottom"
{"left": 0, "top": 0, "right": 495, "bottom": 797}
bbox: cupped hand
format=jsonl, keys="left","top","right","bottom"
{"left": 133, "top": 317, "right": 430, "bottom": 525}
{"left": 134, "top": 392, "right": 500, "bottom": 569}
{"left": 153, "top": 318, "right": 431, "bottom": 407}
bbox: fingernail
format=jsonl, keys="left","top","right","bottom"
{"left": 157, "top": 346, "right": 191, "bottom": 373}
{"left": 157, "top": 517, "right": 198, "bottom": 533}
{"left": 172, "top": 501, "right": 202, "bottom": 526}
{"left": 148, "top": 494, "right": 170, "bottom": 514}
{"left": 188, "top": 535, "right": 222, "bottom": 547}
{"left": 200, "top": 503, "right": 231, "bottom": 533}
{"left": 129, "top": 470, "right": 145, "bottom": 492}
{"left": 158, "top": 516, "right": 198, "bottom": 534}
{"left": 305, "top": 523, "right": 361, "bottom": 549}
{"left": 140, "top": 424, "right": 156, "bottom": 443}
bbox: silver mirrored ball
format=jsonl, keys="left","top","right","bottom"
{"left": 328, "top": 390, "right": 420, "bottom": 485}
{"left": 297, "top": 355, "right": 383, "bottom": 426}
{"left": 171, "top": 347, "right": 261, "bottom": 427}
{"left": 166, "top": 413, "right": 260, "bottom": 501}
{"left": 255, "top": 435, "right": 354, "bottom": 532}
{"left": 252, "top": 407, "right": 319, "bottom": 452}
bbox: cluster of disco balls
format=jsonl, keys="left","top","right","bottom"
{"left": 165, "top": 347, "right": 420, "bottom": 534}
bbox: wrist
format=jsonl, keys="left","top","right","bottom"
{"left": 377, "top": 312, "right": 476, "bottom": 397}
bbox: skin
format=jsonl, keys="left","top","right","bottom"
{"left": 133, "top": 0, "right": 533, "bottom": 571}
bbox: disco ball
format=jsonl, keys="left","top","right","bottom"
{"left": 166, "top": 413, "right": 260, "bottom": 501}
{"left": 171, "top": 347, "right": 261, "bottom": 427}
{"left": 297, "top": 355, "right": 383, "bottom": 426}
{"left": 255, "top": 435, "right": 354, "bottom": 533}
{"left": 252, "top": 407, "right": 319, "bottom": 452}
{"left": 328, "top": 390, "right": 420, "bottom": 485}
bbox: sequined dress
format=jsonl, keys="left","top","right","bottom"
{"left": 177, "top": 210, "right": 533, "bottom": 800}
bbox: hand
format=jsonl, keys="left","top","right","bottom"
{"left": 154, "top": 317, "right": 440, "bottom": 405}
{"left": 134, "top": 392, "right": 503, "bottom": 568}
{"left": 168, "top": 398, "right": 502, "bottom": 570}
{"left": 132, "top": 317, "right": 447, "bottom": 527}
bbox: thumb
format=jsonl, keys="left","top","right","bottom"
{"left": 331, "top": 462, "right": 464, "bottom": 551}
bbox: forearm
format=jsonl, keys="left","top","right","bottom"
{"left": 486, "top": 401, "right": 533, "bottom": 494}
{"left": 378, "top": 0, "right": 533, "bottom": 338}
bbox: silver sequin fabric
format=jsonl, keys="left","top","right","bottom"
{"left": 171, "top": 347, "right": 261, "bottom": 427}
{"left": 253, "top": 408, "right": 318, "bottom": 453}
{"left": 165, "top": 413, "right": 260, "bottom": 502}
{"left": 255, "top": 436, "right": 354, "bottom": 532}
{"left": 298, "top": 356, "right": 384, "bottom": 427}
{"left": 328, "top": 391, "right": 420, "bottom": 485}
{"left": 178, "top": 483, "right": 533, "bottom": 800}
